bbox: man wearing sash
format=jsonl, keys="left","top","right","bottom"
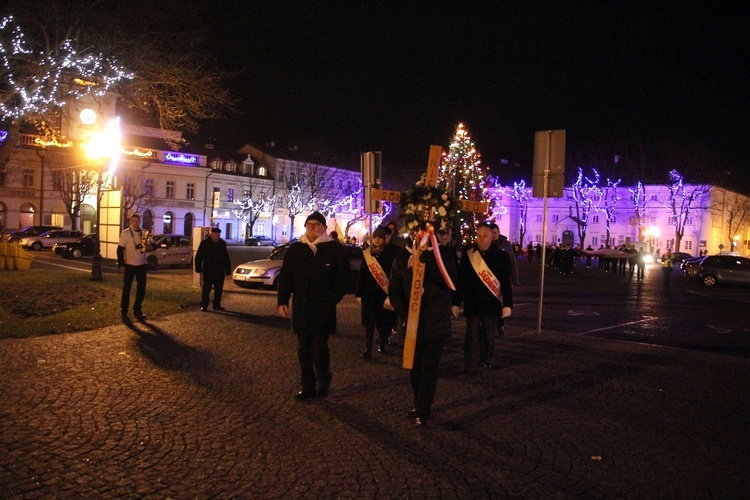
{"left": 389, "top": 222, "right": 458, "bottom": 425}
{"left": 356, "top": 226, "right": 398, "bottom": 358}
{"left": 453, "top": 222, "right": 513, "bottom": 373}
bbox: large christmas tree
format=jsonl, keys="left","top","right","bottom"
{"left": 437, "top": 123, "right": 488, "bottom": 243}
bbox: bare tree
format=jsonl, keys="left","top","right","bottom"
{"left": 120, "top": 169, "right": 155, "bottom": 229}
{"left": 627, "top": 181, "right": 648, "bottom": 242}
{"left": 233, "top": 191, "right": 276, "bottom": 238}
{"left": 570, "top": 167, "right": 602, "bottom": 248}
{"left": 600, "top": 176, "right": 622, "bottom": 246}
{"left": 665, "top": 169, "right": 710, "bottom": 252}
{"left": 49, "top": 153, "right": 97, "bottom": 230}
{"left": 713, "top": 190, "right": 750, "bottom": 251}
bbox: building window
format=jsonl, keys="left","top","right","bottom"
{"left": 535, "top": 214, "right": 542, "bottom": 222}
{"left": 592, "top": 237, "right": 599, "bottom": 246}
{"left": 211, "top": 159, "right": 222, "bottom": 170}
{"left": 144, "top": 179, "right": 154, "bottom": 196}
{"left": 347, "top": 180, "right": 352, "bottom": 190}
{"left": 243, "top": 190, "right": 252, "bottom": 200}
{"left": 257, "top": 166, "right": 266, "bottom": 176}
{"left": 611, "top": 216, "right": 616, "bottom": 223}
{"left": 260, "top": 191, "right": 266, "bottom": 200}
{"left": 166, "top": 180, "right": 175, "bottom": 199}
{"left": 686, "top": 216, "right": 693, "bottom": 225}
{"left": 187, "top": 183, "right": 195, "bottom": 200}
{"left": 226, "top": 161, "right": 236, "bottom": 173}
{"left": 289, "top": 172, "right": 297, "bottom": 185}
{"left": 650, "top": 195, "right": 659, "bottom": 201}
{"left": 52, "top": 170, "right": 64, "bottom": 190}
{"left": 227, "top": 188, "right": 234, "bottom": 202}
{"left": 23, "top": 168, "right": 34, "bottom": 188}
{"left": 592, "top": 215, "right": 599, "bottom": 224}
{"left": 551, "top": 214, "right": 559, "bottom": 222}
{"left": 685, "top": 240, "right": 693, "bottom": 250}
{"left": 0, "top": 166, "right": 5, "bottom": 187}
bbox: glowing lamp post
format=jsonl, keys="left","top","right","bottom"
{"left": 82, "top": 118, "right": 121, "bottom": 281}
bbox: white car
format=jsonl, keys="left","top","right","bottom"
{"left": 145, "top": 234, "right": 192, "bottom": 269}
{"left": 233, "top": 246, "right": 288, "bottom": 289}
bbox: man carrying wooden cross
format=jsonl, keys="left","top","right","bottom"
{"left": 388, "top": 221, "right": 458, "bottom": 426}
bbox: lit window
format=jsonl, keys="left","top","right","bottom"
{"left": 258, "top": 166, "right": 266, "bottom": 176}
{"left": 166, "top": 181, "right": 175, "bottom": 199}
{"left": 187, "top": 183, "right": 195, "bottom": 200}
{"left": 227, "top": 188, "right": 234, "bottom": 202}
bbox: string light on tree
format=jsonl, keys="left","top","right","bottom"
{"left": 436, "top": 122, "right": 488, "bottom": 243}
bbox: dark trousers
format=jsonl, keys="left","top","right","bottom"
{"left": 662, "top": 267, "right": 673, "bottom": 287}
{"left": 121, "top": 264, "right": 147, "bottom": 314}
{"left": 201, "top": 272, "right": 226, "bottom": 308}
{"left": 410, "top": 333, "right": 447, "bottom": 419}
{"left": 364, "top": 314, "right": 391, "bottom": 351}
{"left": 466, "top": 316, "right": 498, "bottom": 371}
{"left": 297, "top": 330, "right": 331, "bottom": 394}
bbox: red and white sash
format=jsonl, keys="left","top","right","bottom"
{"left": 467, "top": 248, "right": 502, "bottom": 302}
{"left": 362, "top": 247, "right": 389, "bottom": 295}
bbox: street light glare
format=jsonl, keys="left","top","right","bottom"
{"left": 83, "top": 117, "right": 122, "bottom": 173}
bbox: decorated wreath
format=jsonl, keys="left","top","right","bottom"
{"left": 399, "top": 179, "right": 458, "bottom": 233}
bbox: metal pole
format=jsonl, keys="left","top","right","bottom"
{"left": 536, "top": 168, "right": 549, "bottom": 334}
{"left": 91, "top": 169, "right": 103, "bottom": 281}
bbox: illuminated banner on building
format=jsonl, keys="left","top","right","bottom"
{"left": 164, "top": 152, "right": 199, "bottom": 165}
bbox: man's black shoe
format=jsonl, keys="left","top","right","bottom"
{"left": 294, "top": 391, "right": 316, "bottom": 401}
{"left": 361, "top": 350, "right": 372, "bottom": 359}
{"left": 415, "top": 417, "right": 427, "bottom": 426}
{"left": 406, "top": 409, "right": 417, "bottom": 418}
{"left": 135, "top": 313, "right": 147, "bottom": 322}
{"left": 483, "top": 362, "right": 493, "bottom": 369}
{"left": 213, "top": 306, "right": 226, "bottom": 311}
{"left": 200, "top": 306, "right": 207, "bottom": 312}
{"left": 121, "top": 312, "right": 128, "bottom": 321}
{"left": 378, "top": 344, "right": 387, "bottom": 354}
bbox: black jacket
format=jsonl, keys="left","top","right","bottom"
{"left": 455, "top": 243, "right": 513, "bottom": 316}
{"left": 388, "top": 245, "right": 458, "bottom": 340}
{"left": 195, "top": 237, "right": 232, "bottom": 276}
{"left": 277, "top": 240, "right": 350, "bottom": 335}
{"left": 356, "top": 244, "right": 398, "bottom": 326}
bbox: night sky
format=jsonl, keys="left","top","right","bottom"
{"left": 199, "top": 2, "right": 750, "bottom": 185}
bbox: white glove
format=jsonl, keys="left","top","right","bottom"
{"left": 356, "top": 297, "right": 362, "bottom": 304}
{"left": 451, "top": 305, "right": 460, "bottom": 318}
{"left": 502, "top": 307, "right": 512, "bottom": 318}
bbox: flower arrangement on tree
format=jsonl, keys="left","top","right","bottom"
{"left": 399, "top": 178, "right": 458, "bottom": 233}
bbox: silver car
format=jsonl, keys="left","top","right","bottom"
{"left": 20, "top": 230, "right": 84, "bottom": 251}
{"left": 145, "top": 234, "right": 193, "bottom": 269}
{"left": 233, "top": 246, "right": 288, "bottom": 289}
{"left": 699, "top": 255, "right": 750, "bottom": 287}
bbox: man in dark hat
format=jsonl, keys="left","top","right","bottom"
{"left": 277, "top": 211, "right": 350, "bottom": 400}
{"left": 195, "top": 227, "right": 232, "bottom": 311}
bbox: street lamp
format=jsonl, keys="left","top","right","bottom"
{"left": 82, "top": 117, "right": 121, "bottom": 281}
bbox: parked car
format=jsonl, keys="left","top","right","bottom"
{"left": 698, "top": 255, "right": 750, "bottom": 287}
{"left": 233, "top": 245, "right": 288, "bottom": 289}
{"left": 20, "top": 229, "right": 84, "bottom": 250}
{"left": 671, "top": 251, "right": 694, "bottom": 263}
{"left": 145, "top": 234, "right": 192, "bottom": 269}
{"left": 232, "top": 243, "right": 362, "bottom": 291}
{"left": 2, "top": 225, "right": 61, "bottom": 243}
{"left": 244, "top": 235, "right": 277, "bottom": 246}
{"left": 53, "top": 234, "right": 98, "bottom": 259}
{"left": 681, "top": 256, "right": 705, "bottom": 278}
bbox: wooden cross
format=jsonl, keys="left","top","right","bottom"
{"left": 370, "top": 145, "right": 490, "bottom": 369}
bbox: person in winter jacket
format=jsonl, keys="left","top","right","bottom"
{"left": 194, "top": 227, "right": 232, "bottom": 311}
{"left": 277, "top": 212, "right": 350, "bottom": 401}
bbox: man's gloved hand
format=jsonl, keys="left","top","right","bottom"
{"left": 451, "top": 305, "right": 460, "bottom": 318}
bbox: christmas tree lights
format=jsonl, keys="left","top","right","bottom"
{"left": 437, "top": 123, "right": 489, "bottom": 243}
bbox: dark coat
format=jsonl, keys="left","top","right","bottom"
{"left": 277, "top": 240, "right": 350, "bottom": 335}
{"left": 194, "top": 237, "right": 232, "bottom": 276}
{"left": 388, "top": 245, "right": 458, "bottom": 340}
{"left": 456, "top": 243, "right": 513, "bottom": 317}
{"left": 356, "top": 244, "right": 398, "bottom": 327}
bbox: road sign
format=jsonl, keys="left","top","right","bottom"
{"left": 532, "top": 130, "right": 566, "bottom": 198}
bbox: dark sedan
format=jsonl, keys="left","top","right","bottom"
{"left": 244, "top": 235, "right": 277, "bottom": 246}
{"left": 53, "top": 234, "right": 97, "bottom": 259}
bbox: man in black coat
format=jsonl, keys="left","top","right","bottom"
{"left": 389, "top": 227, "right": 459, "bottom": 425}
{"left": 194, "top": 227, "right": 232, "bottom": 311}
{"left": 277, "top": 212, "right": 350, "bottom": 401}
{"left": 453, "top": 223, "right": 513, "bottom": 372}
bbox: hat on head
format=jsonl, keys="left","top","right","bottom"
{"left": 372, "top": 226, "right": 388, "bottom": 239}
{"left": 211, "top": 227, "right": 221, "bottom": 233}
{"left": 304, "top": 211, "right": 327, "bottom": 227}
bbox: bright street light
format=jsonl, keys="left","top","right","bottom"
{"left": 84, "top": 117, "right": 121, "bottom": 281}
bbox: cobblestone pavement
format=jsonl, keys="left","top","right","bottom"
{"left": 1, "top": 285, "right": 749, "bottom": 498}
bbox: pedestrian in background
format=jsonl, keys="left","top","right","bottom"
{"left": 195, "top": 227, "right": 232, "bottom": 311}
{"left": 277, "top": 212, "right": 350, "bottom": 400}
{"left": 661, "top": 248, "right": 675, "bottom": 287}
{"left": 117, "top": 213, "right": 149, "bottom": 322}
{"left": 356, "top": 225, "right": 398, "bottom": 358}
